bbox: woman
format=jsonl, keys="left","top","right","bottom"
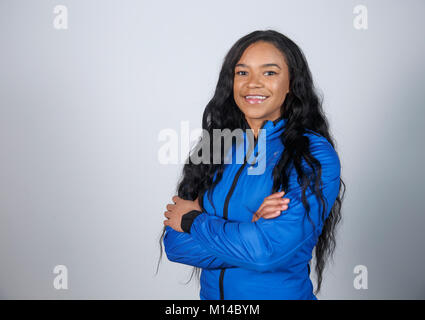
{"left": 158, "top": 29, "right": 345, "bottom": 300}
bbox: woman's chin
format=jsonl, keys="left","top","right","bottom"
{"left": 242, "top": 111, "right": 269, "bottom": 121}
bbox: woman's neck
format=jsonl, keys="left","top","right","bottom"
{"left": 245, "top": 115, "right": 281, "bottom": 139}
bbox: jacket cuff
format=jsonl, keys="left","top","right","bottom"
{"left": 181, "top": 210, "right": 202, "bottom": 233}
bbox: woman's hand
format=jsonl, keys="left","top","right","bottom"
{"left": 251, "top": 191, "right": 290, "bottom": 222}
{"left": 163, "top": 196, "right": 202, "bottom": 232}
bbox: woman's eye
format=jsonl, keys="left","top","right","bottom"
{"left": 235, "top": 71, "right": 277, "bottom": 76}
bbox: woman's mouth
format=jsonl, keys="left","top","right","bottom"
{"left": 244, "top": 95, "right": 269, "bottom": 104}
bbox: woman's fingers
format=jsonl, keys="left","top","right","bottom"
{"left": 259, "top": 211, "right": 282, "bottom": 220}
{"left": 253, "top": 202, "right": 290, "bottom": 222}
{"left": 259, "top": 205, "right": 285, "bottom": 218}
{"left": 252, "top": 211, "right": 260, "bottom": 222}
{"left": 166, "top": 203, "right": 175, "bottom": 211}
{"left": 266, "top": 191, "right": 285, "bottom": 199}
{"left": 255, "top": 192, "right": 283, "bottom": 213}
{"left": 256, "top": 197, "right": 290, "bottom": 214}
{"left": 261, "top": 208, "right": 284, "bottom": 219}
{"left": 253, "top": 210, "right": 280, "bottom": 222}
{"left": 267, "top": 198, "right": 290, "bottom": 206}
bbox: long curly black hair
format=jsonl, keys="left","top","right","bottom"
{"left": 156, "top": 29, "right": 346, "bottom": 295}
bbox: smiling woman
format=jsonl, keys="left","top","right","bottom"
{"left": 233, "top": 41, "right": 290, "bottom": 138}
{"left": 157, "top": 29, "right": 346, "bottom": 300}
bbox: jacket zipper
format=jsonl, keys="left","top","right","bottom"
{"left": 218, "top": 122, "right": 265, "bottom": 300}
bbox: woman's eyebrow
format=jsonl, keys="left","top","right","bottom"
{"left": 235, "top": 63, "right": 281, "bottom": 69}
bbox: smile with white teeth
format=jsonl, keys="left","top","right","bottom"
{"left": 244, "top": 95, "right": 269, "bottom": 104}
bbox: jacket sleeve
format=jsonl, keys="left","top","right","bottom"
{"left": 186, "top": 139, "right": 341, "bottom": 273}
{"left": 163, "top": 226, "right": 235, "bottom": 269}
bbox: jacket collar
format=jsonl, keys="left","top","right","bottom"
{"left": 242, "top": 115, "right": 286, "bottom": 142}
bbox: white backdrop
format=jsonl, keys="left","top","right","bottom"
{"left": 0, "top": 0, "right": 424, "bottom": 299}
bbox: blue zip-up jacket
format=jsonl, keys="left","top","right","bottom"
{"left": 163, "top": 117, "right": 341, "bottom": 300}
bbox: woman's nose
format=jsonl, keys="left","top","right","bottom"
{"left": 247, "top": 73, "right": 263, "bottom": 87}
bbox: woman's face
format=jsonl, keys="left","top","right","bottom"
{"left": 233, "top": 41, "right": 290, "bottom": 127}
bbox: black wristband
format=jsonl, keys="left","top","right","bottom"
{"left": 181, "top": 210, "right": 202, "bottom": 233}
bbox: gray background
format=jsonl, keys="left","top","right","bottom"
{"left": 1, "top": 0, "right": 424, "bottom": 299}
